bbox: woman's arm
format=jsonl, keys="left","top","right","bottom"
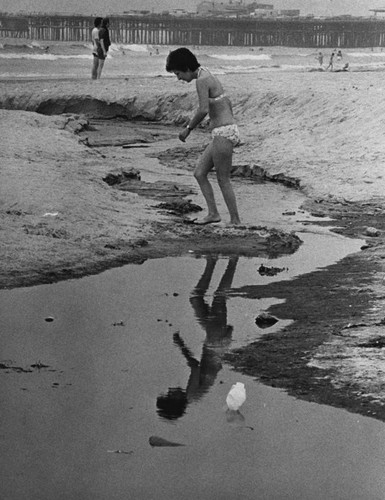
{"left": 189, "top": 78, "right": 209, "bottom": 128}
{"left": 99, "top": 29, "right": 107, "bottom": 56}
{"left": 100, "top": 38, "right": 107, "bottom": 56}
{"left": 179, "top": 79, "right": 209, "bottom": 142}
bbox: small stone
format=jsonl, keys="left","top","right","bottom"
{"left": 364, "top": 227, "right": 380, "bottom": 237}
{"left": 255, "top": 313, "right": 278, "bottom": 329}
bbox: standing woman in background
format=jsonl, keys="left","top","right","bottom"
{"left": 98, "top": 18, "right": 111, "bottom": 79}
{"left": 91, "top": 17, "right": 102, "bottom": 80}
{"left": 166, "top": 47, "right": 241, "bottom": 226}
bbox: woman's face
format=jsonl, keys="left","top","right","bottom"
{"left": 173, "top": 69, "right": 194, "bottom": 83}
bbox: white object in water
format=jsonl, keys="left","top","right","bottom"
{"left": 226, "top": 382, "right": 246, "bottom": 411}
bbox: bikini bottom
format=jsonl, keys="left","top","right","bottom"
{"left": 211, "top": 124, "right": 240, "bottom": 147}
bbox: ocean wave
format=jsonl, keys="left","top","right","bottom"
{"left": 210, "top": 53, "right": 271, "bottom": 61}
{"left": 219, "top": 64, "right": 275, "bottom": 73}
{"left": 0, "top": 72, "right": 74, "bottom": 79}
{"left": 0, "top": 53, "right": 90, "bottom": 60}
{"left": 219, "top": 63, "right": 316, "bottom": 74}
{"left": 108, "top": 43, "right": 164, "bottom": 55}
{"left": 0, "top": 43, "right": 35, "bottom": 51}
{"left": 110, "top": 43, "right": 149, "bottom": 53}
{"left": 281, "top": 64, "right": 310, "bottom": 70}
{"left": 295, "top": 53, "right": 315, "bottom": 57}
{"left": 348, "top": 51, "right": 385, "bottom": 58}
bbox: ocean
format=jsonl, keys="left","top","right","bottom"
{"left": 1, "top": 38, "right": 385, "bottom": 79}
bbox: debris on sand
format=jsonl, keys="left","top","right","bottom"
{"left": 155, "top": 199, "right": 202, "bottom": 215}
{"left": 149, "top": 436, "right": 185, "bottom": 447}
{"left": 107, "top": 449, "right": 133, "bottom": 455}
{"left": 255, "top": 312, "right": 279, "bottom": 329}
{"left": 364, "top": 227, "right": 380, "bottom": 237}
{"left": 103, "top": 168, "right": 141, "bottom": 186}
{"left": 258, "top": 264, "right": 286, "bottom": 276}
{"left": 0, "top": 362, "right": 33, "bottom": 373}
{"left": 357, "top": 337, "right": 385, "bottom": 349}
{"left": 30, "top": 361, "right": 50, "bottom": 369}
{"left": 1, "top": 360, "right": 50, "bottom": 372}
{"left": 226, "top": 382, "right": 246, "bottom": 411}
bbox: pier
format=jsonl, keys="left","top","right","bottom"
{"left": 0, "top": 14, "right": 385, "bottom": 48}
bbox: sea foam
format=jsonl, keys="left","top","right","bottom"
{"left": 210, "top": 53, "right": 271, "bottom": 61}
{"left": 0, "top": 53, "right": 90, "bottom": 60}
{"left": 348, "top": 51, "right": 385, "bottom": 58}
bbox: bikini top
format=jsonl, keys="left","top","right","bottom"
{"left": 197, "top": 67, "right": 226, "bottom": 101}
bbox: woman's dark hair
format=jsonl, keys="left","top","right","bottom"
{"left": 102, "top": 17, "right": 109, "bottom": 28}
{"left": 166, "top": 48, "right": 200, "bottom": 73}
{"left": 94, "top": 17, "right": 102, "bottom": 28}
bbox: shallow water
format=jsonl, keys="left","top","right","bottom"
{"left": 3, "top": 226, "right": 385, "bottom": 500}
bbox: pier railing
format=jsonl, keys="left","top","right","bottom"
{"left": 1, "top": 14, "right": 384, "bottom": 48}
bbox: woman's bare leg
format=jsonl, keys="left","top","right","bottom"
{"left": 91, "top": 56, "right": 99, "bottom": 79}
{"left": 97, "top": 59, "right": 105, "bottom": 79}
{"left": 193, "top": 143, "right": 221, "bottom": 224}
{"left": 212, "top": 136, "right": 241, "bottom": 225}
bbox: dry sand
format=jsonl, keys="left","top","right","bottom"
{"left": 3, "top": 68, "right": 385, "bottom": 416}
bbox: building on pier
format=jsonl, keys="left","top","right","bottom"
{"left": 370, "top": 9, "right": 385, "bottom": 18}
{"left": 197, "top": 1, "right": 275, "bottom": 18}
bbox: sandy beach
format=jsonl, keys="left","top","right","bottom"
{"left": 4, "top": 42, "right": 385, "bottom": 498}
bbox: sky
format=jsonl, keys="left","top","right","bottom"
{"left": 0, "top": 0, "right": 383, "bottom": 17}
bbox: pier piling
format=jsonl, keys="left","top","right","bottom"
{"left": 0, "top": 14, "right": 384, "bottom": 48}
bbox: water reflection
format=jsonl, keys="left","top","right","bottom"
{"left": 157, "top": 255, "right": 238, "bottom": 420}
{"left": 226, "top": 409, "right": 246, "bottom": 425}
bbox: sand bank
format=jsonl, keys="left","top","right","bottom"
{"left": 2, "top": 69, "right": 385, "bottom": 198}
{"left": 2, "top": 69, "right": 385, "bottom": 289}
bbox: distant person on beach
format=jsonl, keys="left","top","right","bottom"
{"left": 97, "top": 17, "right": 111, "bottom": 79}
{"left": 91, "top": 17, "right": 103, "bottom": 80}
{"left": 317, "top": 51, "right": 323, "bottom": 67}
{"left": 166, "top": 47, "right": 241, "bottom": 226}
{"left": 335, "top": 62, "right": 350, "bottom": 72}
{"left": 336, "top": 49, "right": 343, "bottom": 61}
{"left": 326, "top": 50, "right": 335, "bottom": 71}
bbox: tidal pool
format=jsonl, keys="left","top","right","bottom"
{"left": 2, "top": 227, "right": 385, "bottom": 500}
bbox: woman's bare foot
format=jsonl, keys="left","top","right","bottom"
{"left": 194, "top": 215, "right": 221, "bottom": 225}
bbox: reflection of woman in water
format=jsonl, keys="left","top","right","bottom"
{"left": 156, "top": 255, "right": 238, "bottom": 420}
{"left": 326, "top": 50, "right": 335, "bottom": 71}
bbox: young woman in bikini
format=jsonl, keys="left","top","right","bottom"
{"left": 166, "top": 47, "right": 241, "bottom": 226}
